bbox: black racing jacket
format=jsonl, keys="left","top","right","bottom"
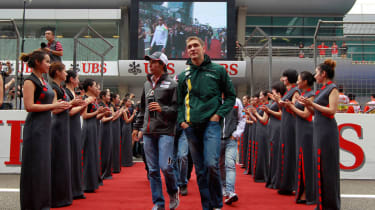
{"left": 133, "top": 73, "right": 177, "bottom": 136}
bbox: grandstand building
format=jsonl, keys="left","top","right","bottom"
{"left": 2, "top": 0, "right": 374, "bottom": 104}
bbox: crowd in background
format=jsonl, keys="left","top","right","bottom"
{"left": 138, "top": 15, "right": 227, "bottom": 59}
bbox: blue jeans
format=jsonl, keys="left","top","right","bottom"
{"left": 220, "top": 139, "right": 238, "bottom": 194}
{"left": 184, "top": 121, "right": 223, "bottom": 209}
{"left": 176, "top": 131, "right": 189, "bottom": 187}
{"left": 143, "top": 134, "right": 178, "bottom": 207}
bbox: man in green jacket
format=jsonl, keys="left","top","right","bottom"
{"left": 177, "top": 36, "right": 236, "bottom": 210}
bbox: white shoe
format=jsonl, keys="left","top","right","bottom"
{"left": 224, "top": 192, "right": 238, "bottom": 205}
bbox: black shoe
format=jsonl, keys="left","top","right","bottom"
{"left": 103, "top": 176, "right": 113, "bottom": 180}
{"left": 73, "top": 195, "right": 86, "bottom": 200}
{"left": 277, "top": 190, "right": 293, "bottom": 195}
{"left": 180, "top": 185, "right": 188, "bottom": 196}
{"left": 224, "top": 193, "right": 238, "bottom": 205}
{"left": 84, "top": 190, "right": 95, "bottom": 193}
{"left": 296, "top": 199, "right": 306, "bottom": 204}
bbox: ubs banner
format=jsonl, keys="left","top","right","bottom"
{"left": 8, "top": 61, "right": 119, "bottom": 76}
{"left": 119, "top": 60, "right": 246, "bottom": 77}
{"left": 0, "top": 111, "right": 374, "bottom": 179}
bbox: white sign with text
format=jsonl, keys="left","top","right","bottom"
{"left": 0, "top": 111, "right": 373, "bottom": 179}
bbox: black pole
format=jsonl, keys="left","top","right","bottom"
{"left": 19, "top": 0, "right": 27, "bottom": 109}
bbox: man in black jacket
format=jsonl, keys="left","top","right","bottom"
{"left": 132, "top": 52, "right": 179, "bottom": 210}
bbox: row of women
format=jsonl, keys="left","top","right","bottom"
{"left": 20, "top": 50, "right": 136, "bottom": 210}
{"left": 239, "top": 59, "right": 340, "bottom": 210}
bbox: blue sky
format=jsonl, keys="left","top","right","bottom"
{"left": 192, "top": 2, "right": 227, "bottom": 28}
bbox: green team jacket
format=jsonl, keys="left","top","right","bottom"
{"left": 177, "top": 54, "right": 236, "bottom": 125}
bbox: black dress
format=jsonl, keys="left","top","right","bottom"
{"left": 295, "top": 89, "right": 316, "bottom": 204}
{"left": 82, "top": 97, "right": 100, "bottom": 192}
{"left": 20, "top": 73, "right": 54, "bottom": 210}
{"left": 313, "top": 82, "right": 340, "bottom": 210}
{"left": 65, "top": 88, "right": 85, "bottom": 199}
{"left": 112, "top": 105, "right": 122, "bottom": 173}
{"left": 253, "top": 104, "right": 269, "bottom": 182}
{"left": 278, "top": 86, "right": 299, "bottom": 192}
{"left": 265, "top": 102, "right": 281, "bottom": 189}
{"left": 99, "top": 101, "right": 113, "bottom": 179}
{"left": 50, "top": 82, "right": 72, "bottom": 207}
{"left": 121, "top": 111, "right": 134, "bottom": 167}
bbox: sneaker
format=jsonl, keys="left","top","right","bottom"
{"left": 225, "top": 193, "right": 238, "bottom": 205}
{"left": 180, "top": 185, "right": 188, "bottom": 196}
{"left": 152, "top": 204, "right": 165, "bottom": 210}
{"left": 222, "top": 189, "right": 228, "bottom": 198}
{"left": 169, "top": 189, "right": 180, "bottom": 210}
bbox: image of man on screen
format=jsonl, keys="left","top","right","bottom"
{"left": 150, "top": 17, "right": 168, "bottom": 54}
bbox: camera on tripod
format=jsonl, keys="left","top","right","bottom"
{"left": 0, "top": 61, "right": 13, "bottom": 73}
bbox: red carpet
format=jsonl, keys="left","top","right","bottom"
{"left": 54, "top": 163, "right": 315, "bottom": 210}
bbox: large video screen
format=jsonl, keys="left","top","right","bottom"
{"left": 137, "top": 1, "right": 228, "bottom": 59}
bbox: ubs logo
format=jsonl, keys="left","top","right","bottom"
{"left": 128, "top": 61, "right": 142, "bottom": 75}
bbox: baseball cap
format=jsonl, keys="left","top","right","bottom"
{"left": 144, "top": 52, "right": 168, "bottom": 66}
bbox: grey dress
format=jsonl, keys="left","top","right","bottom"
{"left": 20, "top": 73, "right": 54, "bottom": 210}
{"left": 65, "top": 88, "right": 85, "bottom": 199}
{"left": 99, "top": 101, "right": 113, "bottom": 180}
{"left": 265, "top": 102, "right": 281, "bottom": 189}
{"left": 295, "top": 89, "right": 316, "bottom": 204}
{"left": 50, "top": 82, "right": 72, "bottom": 207}
{"left": 239, "top": 105, "right": 250, "bottom": 166}
{"left": 253, "top": 103, "right": 270, "bottom": 182}
{"left": 82, "top": 98, "right": 100, "bottom": 192}
{"left": 244, "top": 106, "right": 254, "bottom": 175}
{"left": 121, "top": 110, "right": 134, "bottom": 167}
{"left": 249, "top": 108, "right": 257, "bottom": 175}
{"left": 278, "top": 86, "right": 299, "bottom": 192}
{"left": 313, "top": 82, "right": 340, "bottom": 210}
{"left": 112, "top": 105, "right": 122, "bottom": 173}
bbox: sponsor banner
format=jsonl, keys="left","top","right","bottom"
{"left": 119, "top": 60, "right": 246, "bottom": 77}
{"left": 0, "top": 111, "right": 374, "bottom": 179}
{"left": 4, "top": 61, "right": 118, "bottom": 76}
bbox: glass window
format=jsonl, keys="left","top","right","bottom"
{"left": 246, "top": 16, "right": 271, "bottom": 26}
{"left": 273, "top": 17, "right": 303, "bottom": 26}
{"left": 12, "top": 19, "right": 120, "bottom": 61}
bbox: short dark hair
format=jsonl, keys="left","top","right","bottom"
{"left": 348, "top": 93, "right": 356, "bottom": 101}
{"left": 111, "top": 93, "right": 119, "bottom": 102}
{"left": 272, "top": 81, "right": 286, "bottom": 96}
{"left": 45, "top": 29, "right": 55, "bottom": 35}
{"left": 82, "top": 78, "right": 95, "bottom": 92}
{"left": 282, "top": 69, "right": 298, "bottom": 84}
{"left": 99, "top": 90, "right": 108, "bottom": 99}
